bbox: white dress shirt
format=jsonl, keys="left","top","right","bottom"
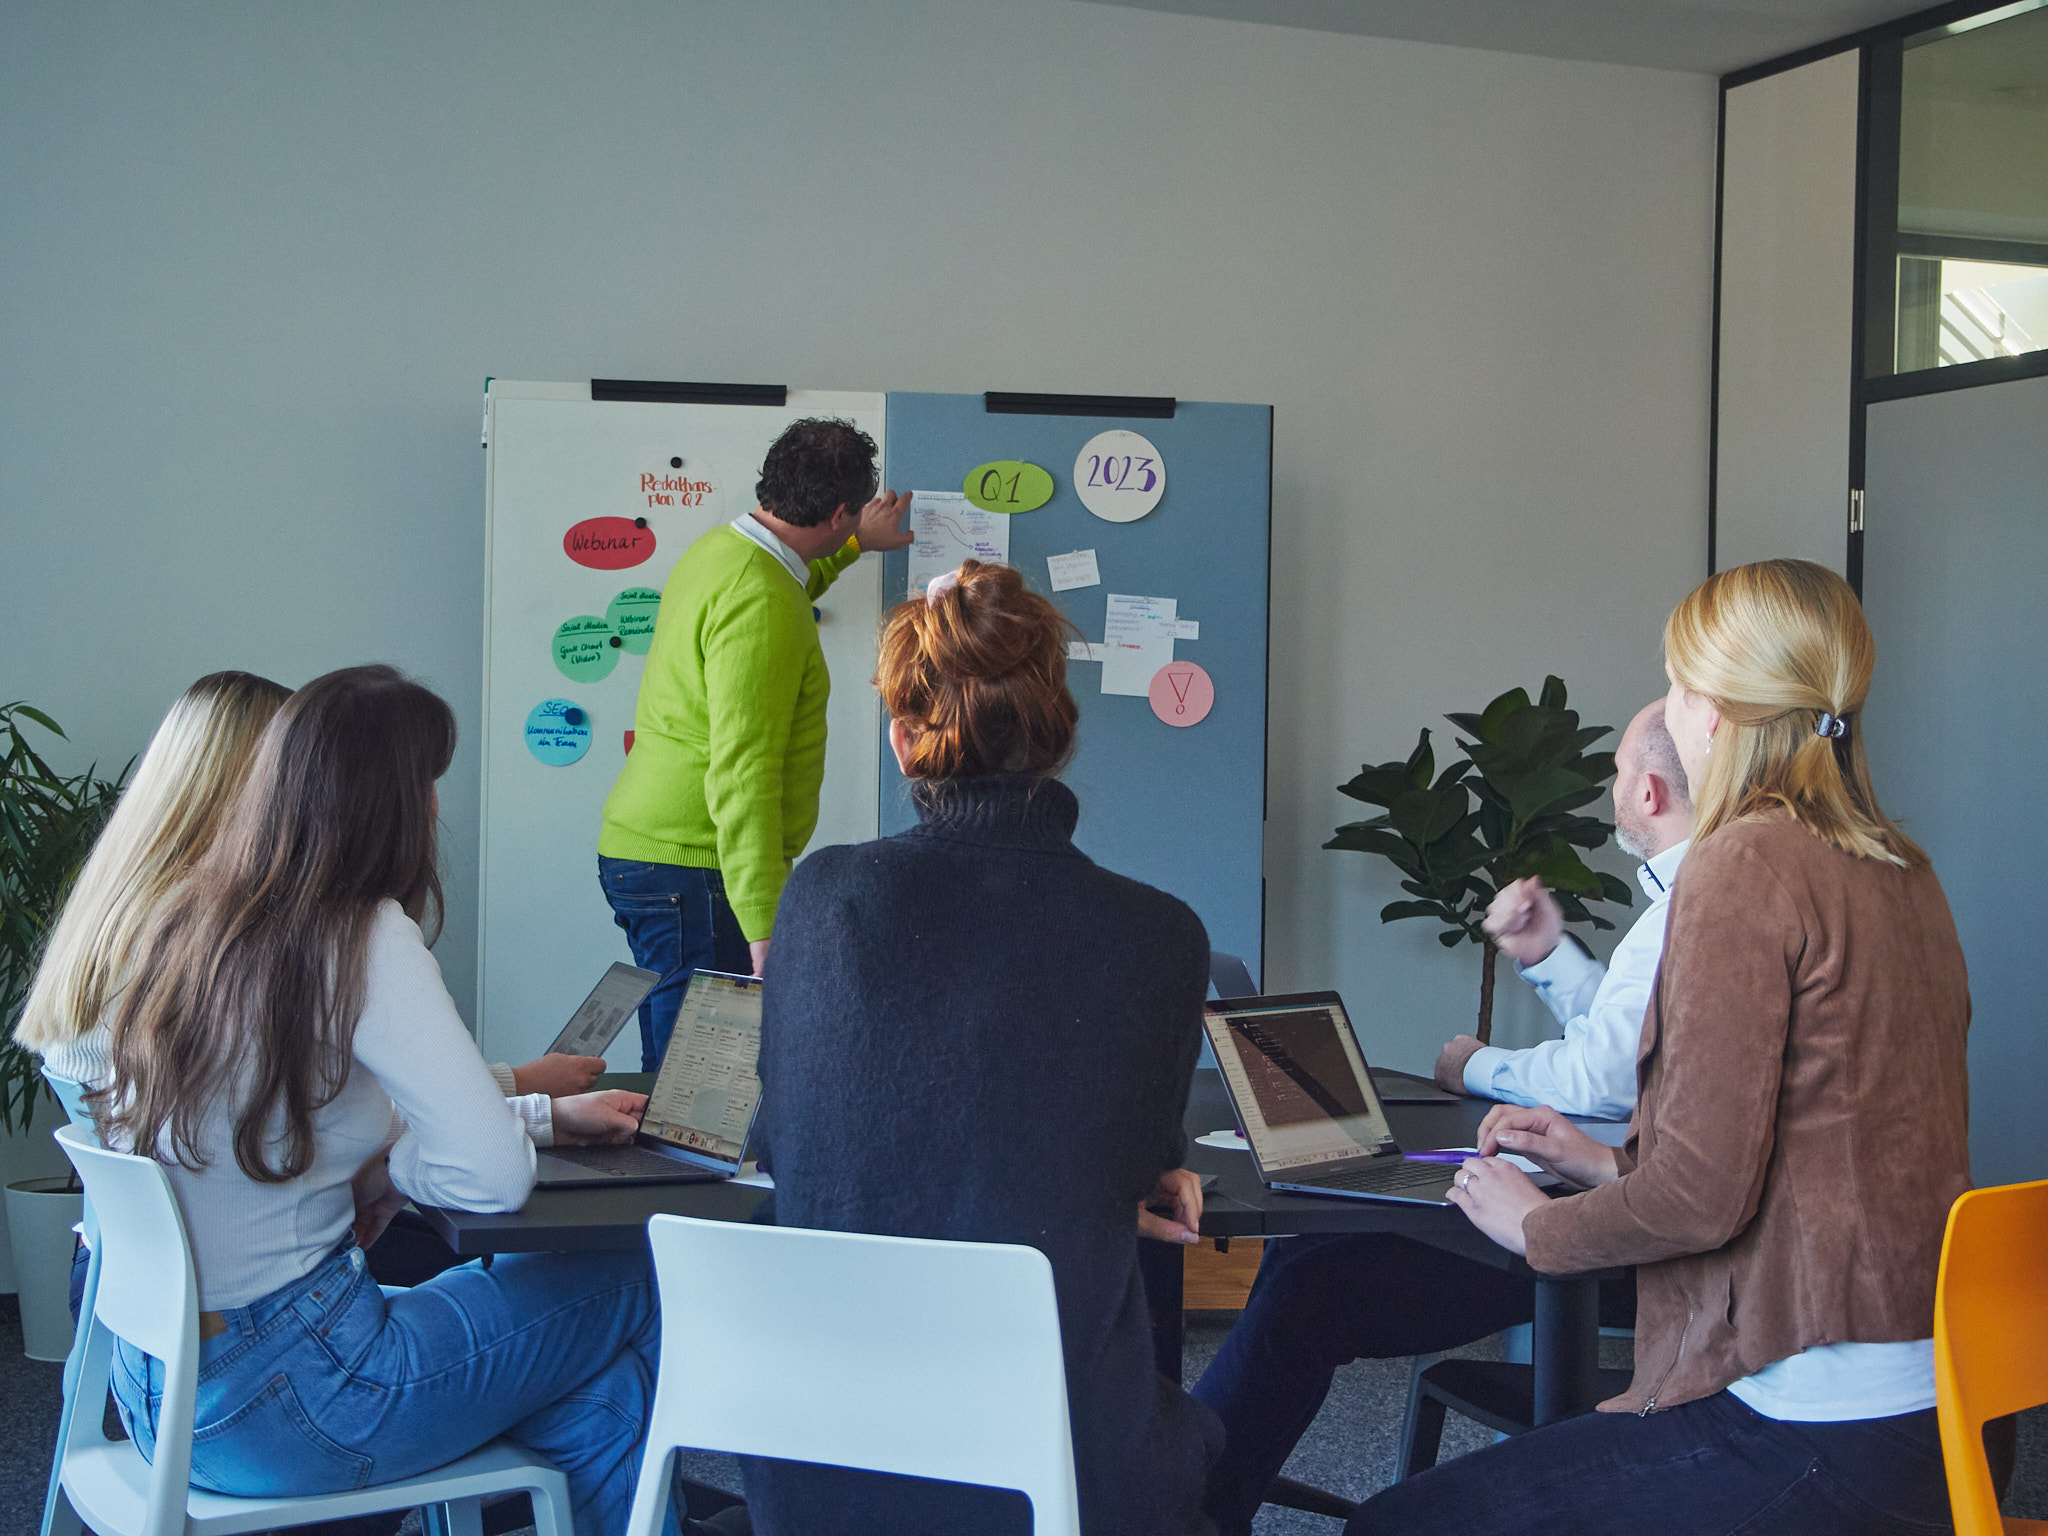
{"left": 1460, "top": 839, "right": 1689, "bottom": 1120}
{"left": 728, "top": 512, "right": 812, "bottom": 589}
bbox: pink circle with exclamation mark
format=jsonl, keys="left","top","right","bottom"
{"left": 1149, "top": 662, "right": 1215, "bottom": 727}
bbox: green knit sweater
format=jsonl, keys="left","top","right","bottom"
{"left": 598, "top": 524, "right": 861, "bottom": 939}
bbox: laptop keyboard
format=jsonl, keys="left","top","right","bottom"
{"left": 549, "top": 1144, "right": 704, "bottom": 1178}
{"left": 1298, "top": 1160, "right": 1452, "bottom": 1198}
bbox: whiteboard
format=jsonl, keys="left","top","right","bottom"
{"left": 479, "top": 382, "right": 885, "bottom": 1067}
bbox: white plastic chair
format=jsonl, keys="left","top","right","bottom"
{"left": 40, "top": 1073, "right": 102, "bottom": 1536}
{"left": 627, "top": 1214, "right": 1082, "bottom": 1536}
{"left": 50, "top": 1122, "right": 573, "bottom": 1536}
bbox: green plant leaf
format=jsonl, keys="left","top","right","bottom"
{"left": 1509, "top": 767, "right": 1593, "bottom": 824}
{"left": 1597, "top": 872, "right": 1635, "bottom": 905}
{"left": 1477, "top": 688, "right": 1531, "bottom": 739}
{"left": 1337, "top": 766, "right": 1417, "bottom": 806}
{"left": 1538, "top": 675, "right": 1568, "bottom": 711}
{"left": 1403, "top": 728, "right": 1435, "bottom": 790}
{"left": 1380, "top": 900, "right": 1447, "bottom": 924}
{"left": 1438, "top": 928, "right": 1468, "bottom": 948}
{"left": 8, "top": 704, "right": 66, "bottom": 738}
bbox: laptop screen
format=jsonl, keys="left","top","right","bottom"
{"left": 639, "top": 971, "right": 763, "bottom": 1167}
{"left": 1204, "top": 996, "right": 1397, "bottom": 1170}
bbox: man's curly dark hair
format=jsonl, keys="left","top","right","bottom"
{"left": 755, "top": 418, "right": 879, "bottom": 529}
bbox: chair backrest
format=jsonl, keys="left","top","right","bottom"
{"left": 43, "top": 1071, "right": 94, "bottom": 1128}
{"left": 1933, "top": 1179, "right": 2048, "bottom": 1536}
{"left": 54, "top": 1122, "right": 202, "bottom": 1536}
{"left": 1208, "top": 951, "right": 1257, "bottom": 1000}
{"left": 43, "top": 1072, "right": 100, "bottom": 1248}
{"left": 641, "top": 1215, "right": 1081, "bottom": 1536}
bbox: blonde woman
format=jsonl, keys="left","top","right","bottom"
{"left": 1350, "top": 560, "right": 1969, "bottom": 1536}
{"left": 23, "top": 671, "right": 635, "bottom": 1285}
{"left": 26, "top": 670, "right": 613, "bottom": 1104}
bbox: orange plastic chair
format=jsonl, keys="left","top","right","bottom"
{"left": 1934, "top": 1179, "right": 2048, "bottom": 1535}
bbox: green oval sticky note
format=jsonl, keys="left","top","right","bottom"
{"left": 964, "top": 461, "right": 1054, "bottom": 513}
{"left": 552, "top": 614, "right": 620, "bottom": 682}
{"left": 606, "top": 586, "right": 661, "bottom": 655}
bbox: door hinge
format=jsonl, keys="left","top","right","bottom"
{"left": 1849, "top": 487, "right": 1865, "bottom": 534}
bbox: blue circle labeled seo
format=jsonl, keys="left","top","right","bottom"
{"left": 525, "top": 699, "right": 592, "bottom": 765}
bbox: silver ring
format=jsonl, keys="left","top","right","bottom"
{"left": 1457, "top": 1173, "right": 1469, "bottom": 1189}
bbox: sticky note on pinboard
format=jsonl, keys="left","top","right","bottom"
{"left": 1174, "top": 619, "right": 1199, "bottom": 640}
{"left": 1047, "top": 550, "right": 1101, "bottom": 592}
{"left": 1067, "top": 641, "right": 1107, "bottom": 663}
{"left": 526, "top": 699, "right": 593, "bottom": 764}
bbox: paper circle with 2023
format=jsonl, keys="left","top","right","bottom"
{"left": 552, "top": 615, "right": 620, "bottom": 682}
{"left": 606, "top": 587, "right": 662, "bottom": 655}
{"left": 1075, "top": 430, "right": 1165, "bottom": 523}
{"left": 525, "top": 700, "right": 593, "bottom": 765}
{"left": 1149, "top": 661, "right": 1214, "bottom": 727}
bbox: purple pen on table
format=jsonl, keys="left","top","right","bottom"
{"left": 1403, "top": 1149, "right": 1478, "bottom": 1164}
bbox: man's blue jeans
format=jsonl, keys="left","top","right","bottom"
{"left": 1345, "top": 1389, "right": 1954, "bottom": 1535}
{"left": 112, "top": 1241, "right": 664, "bottom": 1536}
{"left": 599, "top": 856, "right": 753, "bottom": 1071}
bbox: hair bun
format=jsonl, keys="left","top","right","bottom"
{"left": 878, "top": 561, "right": 1079, "bottom": 780}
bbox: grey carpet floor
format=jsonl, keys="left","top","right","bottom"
{"left": 8, "top": 1297, "right": 2044, "bottom": 1533}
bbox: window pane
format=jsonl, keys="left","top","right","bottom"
{"left": 1895, "top": 3, "right": 2048, "bottom": 372}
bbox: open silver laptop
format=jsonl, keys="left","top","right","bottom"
{"left": 1201, "top": 991, "right": 1456, "bottom": 1205}
{"left": 544, "top": 961, "right": 660, "bottom": 1058}
{"left": 531, "top": 969, "right": 765, "bottom": 1189}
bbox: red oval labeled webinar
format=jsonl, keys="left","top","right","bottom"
{"left": 563, "top": 517, "right": 656, "bottom": 570}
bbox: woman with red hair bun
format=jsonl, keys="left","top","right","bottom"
{"left": 745, "top": 561, "right": 1222, "bottom": 1536}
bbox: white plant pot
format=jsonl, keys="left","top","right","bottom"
{"left": 0, "top": 1117, "right": 75, "bottom": 1294}
{"left": 5, "top": 1177, "right": 83, "bottom": 1361}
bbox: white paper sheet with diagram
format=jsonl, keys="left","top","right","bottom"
{"left": 908, "top": 490, "right": 1010, "bottom": 596}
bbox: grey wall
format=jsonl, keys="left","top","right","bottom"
{"left": 1862, "top": 373, "right": 2048, "bottom": 1187}
{"left": 1, "top": 0, "right": 1715, "bottom": 1074}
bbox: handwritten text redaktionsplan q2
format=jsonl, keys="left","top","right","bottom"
{"left": 640, "top": 471, "right": 713, "bottom": 509}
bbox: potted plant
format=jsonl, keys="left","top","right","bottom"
{"left": 1, "top": 702, "right": 126, "bottom": 1356}
{"left": 1326, "top": 677, "right": 1632, "bottom": 1043}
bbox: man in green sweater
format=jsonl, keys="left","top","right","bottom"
{"left": 598, "top": 418, "right": 909, "bottom": 1069}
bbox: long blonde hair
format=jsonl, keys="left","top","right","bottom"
{"left": 108, "top": 666, "right": 452, "bottom": 1179}
{"left": 14, "top": 671, "right": 289, "bottom": 1050}
{"left": 1664, "top": 559, "right": 1925, "bottom": 868}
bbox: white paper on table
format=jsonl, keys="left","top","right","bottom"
{"left": 1067, "top": 641, "right": 1107, "bottom": 663}
{"left": 1046, "top": 549, "right": 1102, "bottom": 592}
{"left": 908, "top": 491, "right": 1010, "bottom": 597}
{"left": 1101, "top": 593, "right": 1177, "bottom": 696}
{"left": 1174, "top": 619, "right": 1199, "bottom": 640}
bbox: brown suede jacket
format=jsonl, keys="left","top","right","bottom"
{"left": 1521, "top": 811, "right": 1971, "bottom": 1414}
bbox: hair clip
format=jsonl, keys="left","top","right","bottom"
{"left": 1815, "top": 711, "right": 1849, "bottom": 739}
{"left": 924, "top": 568, "right": 962, "bottom": 607}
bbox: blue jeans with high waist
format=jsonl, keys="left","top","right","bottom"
{"left": 111, "top": 1239, "right": 664, "bottom": 1536}
{"left": 599, "top": 855, "right": 753, "bottom": 1071}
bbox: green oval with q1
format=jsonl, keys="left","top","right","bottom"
{"left": 963, "top": 461, "right": 1055, "bottom": 513}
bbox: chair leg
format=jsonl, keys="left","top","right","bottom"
{"left": 528, "top": 1479, "right": 573, "bottom": 1536}
{"left": 423, "top": 1498, "right": 485, "bottom": 1536}
{"left": 1396, "top": 1368, "right": 1449, "bottom": 1481}
{"left": 41, "top": 1485, "right": 84, "bottom": 1536}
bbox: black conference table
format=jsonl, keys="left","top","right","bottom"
{"left": 415, "top": 1068, "right": 1624, "bottom": 1428}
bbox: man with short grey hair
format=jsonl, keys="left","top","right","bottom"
{"left": 1432, "top": 699, "right": 1693, "bottom": 1118}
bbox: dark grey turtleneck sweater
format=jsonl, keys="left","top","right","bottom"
{"left": 744, "top": 773, "right": 1221, "bottom": 1536}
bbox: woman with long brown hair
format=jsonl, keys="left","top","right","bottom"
{"left": 1346, "top": 560, "right": 1969, "bottom": 1535}
{"left": 97, "top": 666, "right": 662, "bottom": 1536}
{"left": 744, "top": 561, "right": 1221, "bottom": 1536}
{"left": 23, "top": 669, "right": 628, "bottom": 1287}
